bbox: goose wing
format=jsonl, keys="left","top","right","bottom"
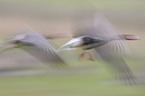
{"left": 0, "top": 31, "right": 66, "bottom": 67}
{"left": 18, "top": 32, "right": 66, "bottom": 67}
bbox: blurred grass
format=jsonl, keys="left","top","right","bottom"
{"left": 0, "top": 70, "right": 144, "bottom": 96}
{"left": 0, "top": 60, "right": 145, "bottom": 96}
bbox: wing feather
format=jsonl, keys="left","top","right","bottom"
{"left": 17, "top": 31, "right": 66, "bottom": 66}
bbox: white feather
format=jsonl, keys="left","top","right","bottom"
{"left": 58, "top": 36, "right": 84, "bottom": 51}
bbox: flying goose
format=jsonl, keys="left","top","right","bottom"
{"left": 0, "top": 28, "right": 66, "bottom": 68}
{"left": 58, "top": 13, "right": 139, "bottom": 84}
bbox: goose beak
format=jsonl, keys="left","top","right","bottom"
{"left": 0, "top": 40, "right": 14, "bottom": 49}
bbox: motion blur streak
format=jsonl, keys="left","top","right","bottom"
{"left": 0, "top": 0, "right": 145, "bottom": 96}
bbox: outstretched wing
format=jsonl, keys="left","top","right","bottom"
{"left": 73, "top": 13, "right": 130, "bottom": 55}
{"left": 18, "top": 32, "right": 67, "bottom": 67}
{"left": 0, "top": 30, "right": 67, "bottom": 68}
{"left": 94, "top": 45, "right": 135, "bottom": 84}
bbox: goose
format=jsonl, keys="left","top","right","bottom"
{"left": 0, "top": 28, "right": 66, "bottom": 68}
{"left": 58, "top": 13, "right": 139, "bottom": 84}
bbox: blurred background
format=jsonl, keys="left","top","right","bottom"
{"left": 0, "top": 0, "right": 145, "bottom": 96}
